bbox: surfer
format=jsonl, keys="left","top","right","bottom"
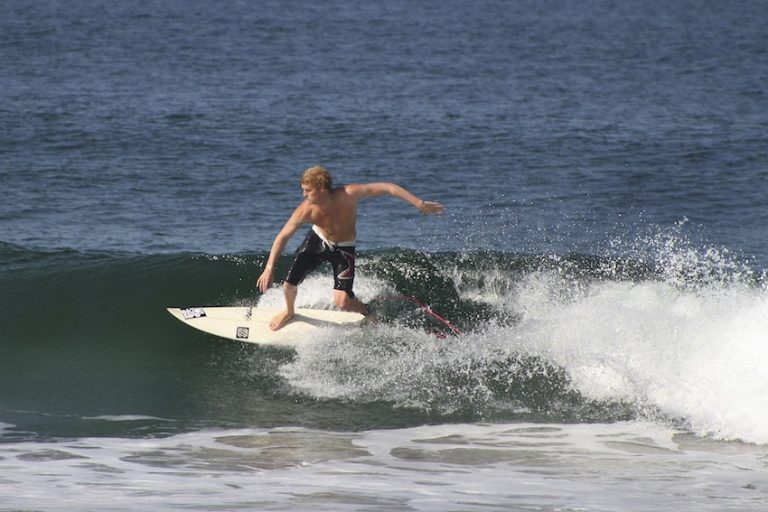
{"left": 256, "top": 165, "right": 444, "bottom": 331}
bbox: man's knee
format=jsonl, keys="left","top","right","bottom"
{"left": 283, "top": 281, "right": 298, "bottom": 297}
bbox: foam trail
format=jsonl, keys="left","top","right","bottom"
{"left": 275, "top": 237, "right": 768, "bottom": 443}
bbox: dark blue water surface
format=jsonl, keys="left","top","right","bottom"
{"left": 2, "top": 0, "right": 766, "bottom": 262}
{"left": 1, "top": 0, "right": 768, "bottom": 443}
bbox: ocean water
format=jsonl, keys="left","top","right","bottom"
{"left": 2, "top": 0, "right": 768, "bottom": 510}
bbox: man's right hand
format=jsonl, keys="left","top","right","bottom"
{"left": 257, "top": 267, "right": 273, "bottom": 292}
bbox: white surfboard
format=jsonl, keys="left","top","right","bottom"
{"left": 167, "top": 306, "right": 365, "bottom": 347}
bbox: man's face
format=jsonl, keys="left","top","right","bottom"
{"left": 302, "top": 184, "right": 322, "bottom": 204}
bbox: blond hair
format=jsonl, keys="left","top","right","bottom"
{"left": 300, "top": 165, "right": 333, "bottom": 190}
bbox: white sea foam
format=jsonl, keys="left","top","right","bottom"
{"left": 508, "top": 275, "right": 768, "bottom": 443}
{"left": 279, "top": 236, "right": 768, "bottom": 445}
{"left": 462, "top": 234, "right": 768, "bottom": 444}
{"left": 286, "top": 296, "right": 768, "bottom": 444}
{"left": 81, "top": 415, "right": 174, "bottom": 422}
{"left": 0, "top": 422, "right": 766, "bottom": 511}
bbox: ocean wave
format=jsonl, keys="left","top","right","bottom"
{"left": 1, "top": 235, "right": 766, "bottom": 443}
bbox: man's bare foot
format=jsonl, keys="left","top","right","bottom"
{"left": 269, "top": 310, "right": 294, "bottom": 331}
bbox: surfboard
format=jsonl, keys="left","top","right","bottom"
{"left": 166, "top": 306, "right": 365, "bottom": 347}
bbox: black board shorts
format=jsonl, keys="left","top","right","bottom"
{"left": 284, "top": 229, "right": 357, "bottom": 297}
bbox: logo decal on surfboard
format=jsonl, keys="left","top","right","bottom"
{"left": 236, "top": 327, "right": 249, "bottom": 339}
{"left": 181, "top": 307, "right": 206, "bottom": 320}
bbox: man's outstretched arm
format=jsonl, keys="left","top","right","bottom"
{"left": 348, "top": 182, "right": 445, "bottom": 215}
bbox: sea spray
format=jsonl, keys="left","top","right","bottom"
{"left": 486, "top": 231, "right": 768, "bottom": 442}
{"left": 277, "top": 232, "right": 768, "bottom": 442}
{"left": 510, "top": 277, "right": 768, "bottom": 443}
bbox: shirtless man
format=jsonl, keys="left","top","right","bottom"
{"left": 256, "top": 165, "right": 444, "bottom": 331}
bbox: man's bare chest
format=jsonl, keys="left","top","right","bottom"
{"left": 307, "top": 202, "right": 357, "bottom": 238}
